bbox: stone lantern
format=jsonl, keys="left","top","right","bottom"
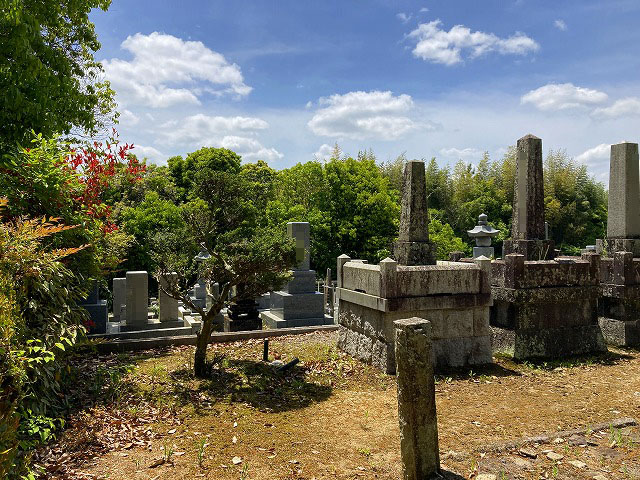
{"left": 192, "top": 246, "right": 211, "bottom": 308}
{"left": 467, "top": 213, "right": 499, "bottom": 258}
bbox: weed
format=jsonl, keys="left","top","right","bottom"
{"left": 552, "top": 463, "right": 558, "bottom": 477}
{"left": 163, "top": 440, "right": 174, "bottom": 463}
{"left": 196, "top": 437, "right": 208, "bottom": 467}
{"left": 358, "top": 447, "right": 371, "bottom": 458}
{"left": 240, "top": 462, "right": 250, "bottom": 480}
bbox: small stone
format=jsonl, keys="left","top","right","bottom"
{"left": 519, "top": 447, "right": 538, "bottom": 458}
{"left": 593, "top": 475, "right": 608, "bottom": 480}
{"left": 511, "top": 456, "right": 533, "bottom": 469}
{"left": 568, "top": 460, "right": 587, "bottom": 469}
{"left": 476, "top": 474, "right": 497, "bottom": 480}
{"left": 546, "top": 452, "right": 564, "bottom": 461}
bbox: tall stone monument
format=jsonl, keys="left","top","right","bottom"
{"left": 125, "top": 271, "right": 149, "bottom": 327}
{"left": 503, "top": 134, "right": 555, "bottom": 260}
{"left": 600, "top": 142, "right": 640, "bottom": 256}
{"left": 260, "top": 222, "right": 331, "bottom": 328}
{"left": 394, "top": 160, "right": 435, "bottom": 265}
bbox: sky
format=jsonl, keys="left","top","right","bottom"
{"left": 90, "top": 0, "right": 640, "bottom": 183}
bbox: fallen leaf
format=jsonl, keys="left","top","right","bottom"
{"left": 168, "top": 428, "right": 176, "bottom": 434}
{"left": 148, "top": 458, "right": 165, "bottom": 468}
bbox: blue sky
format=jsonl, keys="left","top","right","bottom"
{"left": 91, "top": 0, "right": 640, "bottom": 182}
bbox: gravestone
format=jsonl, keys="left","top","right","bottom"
{"left": 394, "top": 161, "right": 435, "bottom": 265}
{"left": 125, "top": 271, "right": 148, "bottom": 327}
{"left": 80, "top": 282, "right": 108, "bottom": 334}
{"left": 503, "top": 134, "right": 555, "bottom": 260}
{"left": 598, "top": 142, "right": 640, "bottom": 256}
{"left": 394, "top": 318, "right": 440, "bottom": 480}
{"left": 260, "top": 222, "right": 331, "bottom": 328}
{"left": 159, "top": 273, "right": 179, "bottom": 322}
{"left": 112, "top": 278, "right": 126, "bottom": 322}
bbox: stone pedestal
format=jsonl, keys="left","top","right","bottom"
{"left": 80, "top": 282, "right": 108, "bottom": 334}
{"left": 598, "top": 251, "right": 640, "bottom": 346}
{"left": 394, "top": 318, "right": 439, "bottom": 480}
{"left": 225, "top": 299, "right": 261, "bottom": 331}
{"left": 473, "top": 246, "right": 494, "bottom": 258}
{"left": 112, "top": 278, "right": 126, "bottom": 322}
{"left": 125, "top": 271, "right": 148, "bottom": 327}
{"left": 260, "top": 222, "right": 332, "bottom": 328}
{"left": 490, "top": 253, "right": 606, "bottom": 359}
{"left": 159, "top": 273, "right": 179, "bottom": 322}
{"left": 337, "top": 256, "right": 493, "bottom": 373}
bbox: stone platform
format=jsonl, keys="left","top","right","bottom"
{"left": 598, "top": 251, "right": 640, "bottom": 346}
{"left": 490, "top": 253, "right": 606, "bottom": 359}
{"left": 337, "top": 256, "right": 493, "bottom": 373}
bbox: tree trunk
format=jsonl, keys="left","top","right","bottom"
{"left": 194, "top": 311, "right": 215, "bottom": 377}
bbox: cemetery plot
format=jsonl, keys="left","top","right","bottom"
{"left": 36, "top": 331, "right": 640, "bottom": 480}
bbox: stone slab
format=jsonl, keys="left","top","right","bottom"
{"left": 598, "top": 317, "right": 640, "bottom": 346}
{"left": 126, "top": 271, "right": 148, "bottom": 326}
{"left": 269, "top": 290, "right": 325, "bottom": 319}
{"left": 112, "top": 278, "right": 126, "bottom": 321}
{"left": 159, "top": 273, "right": 179, "bottom": 322}
{"left": 608, "top": 142, "right": 640, "bottom": 239}
{"left": 83, "top": 301, "right": 108, "bottom": 334}
{"left": 260, "top": 310, "right": 334, "bottom": 329}
{"left": 284, "top": 269, "right": 317, "bottom": 294}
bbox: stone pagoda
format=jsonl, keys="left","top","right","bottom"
{"left": 467, "top": 213, "right": 499, "bottom": 258}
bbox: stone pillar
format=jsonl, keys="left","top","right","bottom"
{"left": 613, "top": 251, "right": 634, "bottom": 285}
{"left": 337, "top": 254, "right": 351, "bottom": 288}
{"left": 379, "top": 257, "right": 398, "bottom": 298}
{"left": 394, "top": 318, "right": 439, "bottom": 480}
{"left": 504, "top": 254, "right": 525, "bottom": 289}
{"left": 607, "top": 143, "right": 640, "bottom": 255}
{"left": 159, "top": 273, "right": 179, "bottom": 322}
{"left": 125, "top": 271, "right": 148, "bottom": 327}
{"left": 503, "top": 134, "right": 555, "bottom": 260}
{"left": 513, "top": 134, "right": 545, "bottom": 240}
{"left": 394, "top": 161, "right": 435, "bottom": 265}
{"left": 288, "top": 222, "right": 310, "bottom": 270}
{"left": 112, "top": 278, "right": 126, "bottom": 322}
{"left": 474, "top": 255, "right": 492, "bottom": 294}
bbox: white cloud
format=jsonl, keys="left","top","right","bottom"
{"left": 575, "top": 143, "right": 610, "bottom": 167}
{"left": 419, "top": 7, "right": 429, "bottom": 13}
{"left": 397, "top": 12, "right": 412, "bottom": 23}
{"left": 103, "top": 32, "right": 251, "bottom": 108}
{"left": 153, "top": 113, "right": 281, "bottom": 163}
{"left": 219, "top": 136, "right": 283, "bottom": 162}
{"left": 407, "top": 20, "right": 539, "bottom": 65}
{"left": 313, "top": 143, "right": 334, "bottom": 160}
{"left": 119, "top": 109, "right": 139, "bottom": 126}
{"left": 161, "top": 114, "right": 268, "bottom": 146}
{"left": 132, "top": 144, "right": 164, "bottom": 163}
{"left": 554, "top": 19, "right": 567, "bottom": 31}
{"left": 592, "top": 97, "right": 640, "bottom": 119}
{"left": 439, "top": 147, "right": 484, "bottom": 160}
{"left": 521, "top": 83, "right": 608, "bottom": 111}
{"left": 307, "top": 90, "right": 432, "bottom": 140}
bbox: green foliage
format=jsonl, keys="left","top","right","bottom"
{"left": 0, "top": 0, "right": 116, "bottom": 148}
{"left": 0, "top": 208, "right": 88, "bottom": 477}
{"left": 429, "top": 211, "right": 471, "bottom": 259}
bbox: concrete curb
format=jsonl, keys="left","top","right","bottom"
{"left": 86, "top": 324, "right": 339, "bottom": 353}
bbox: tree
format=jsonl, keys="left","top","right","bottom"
{"left": 153, "top": 171, "right": 296, "bottom": 377}
{"left": 0, "top": 0, "right": 116, "bottom": 148}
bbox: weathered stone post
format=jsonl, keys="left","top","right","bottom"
{"left": 503, "top": 134, "right": 555, "bottom": 259}
{"left": 394, "top": 160, "right": 435, "bottom": 265}
{"left": 125, "top": 271, "right": 148, "bottom": 327}
{"left": 504, "top": 254, "right": 525, "bottom": 289}
{"left": 474, "top": 255, "right": 492, "bottom": 294}
{"left": 394, "top": 317, "right": 439, "bottom": 480}
{"left": 379, "top": 257, "right": 398, "bottom": 299}
{"left": 159, "top": 272, "right": 179, "bottom": 322}
{"left": 112, "top": 277, "right": 126, "bottom": 322}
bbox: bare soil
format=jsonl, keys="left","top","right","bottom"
{"left": 36, "top": 331, "right": 640, "bottom": 479}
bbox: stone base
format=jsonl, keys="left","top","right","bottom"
{"left": 597, "top": 238, "right": 640, "bottom": 257}
{"left": 394, "top": 240, "right": 436, "bottom": 266}
{"left": 82, "top": 301, "right": 108, "bottom": 334}
{"left": 224, "top": 315, "right": 261, "bottom": 332}
{"left": 473, "top": 246, "right": 494, "bottom": 258}
{"left": 260, "top": 310, "right": 334, "bottom": 329}
{"left": 598, "top": 317, "right": 640, "bottom": 346}
{"left": 120, "top": 319, "right": 185, "bottom": 332}
{"left": 491, "top": 324, "right": 606, "bottom": 360}
{"left": 285, "top": 270, "right": 317, "bottom": 294}
{"left": 503, "top": 239, "right": 555, "bottom": 260}
{"left": 269, "top": 291, "right": 325, "bottom": 319}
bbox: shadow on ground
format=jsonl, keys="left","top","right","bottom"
{"left": 170, "top": 359, "right": 333, "bottom": 413}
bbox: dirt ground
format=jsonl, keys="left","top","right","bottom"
{"left": 36, "top": 331, "right": 640, "bottom": 479}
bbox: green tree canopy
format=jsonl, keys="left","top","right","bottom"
{"left": 0, "top": 0, "right": 116, "bottom": 148}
